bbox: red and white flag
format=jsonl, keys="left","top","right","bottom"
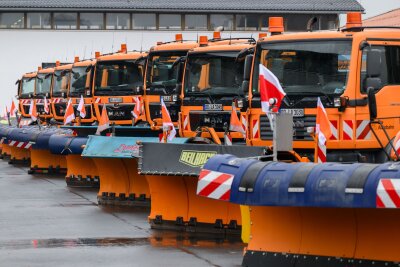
{"left": 10, "top": 100, "right": 17, "bottom": 116}
{"left": 96, "top": 104, "right": 110, "bottom": 135}
{"left": 229, "top": 102, "right": 246, "bottom": 138}
{"left": 224, "top": 134, "right": 232, "bottom": 146}
{"left": 131, "top": 96, "right": 143, "bottom": 119}
{"left": 64, "top": 99, "right": 75, "bottom": 125}
{"left": 44, "top": 96, "right": 50, "bottom": 114}
{"left": 316, "top": 97, "right": 332, "bottom": 146}
{"left": 77, "top": 95, "right": 86, "bottom": 118}
{"left": 391, "top": 130, "right": 400, "bottom": 160}
{"left": 161, "top": 98, "right": 176, "bottom": 142}
{"left": 259, "top": 64, "right": 286, "bottom": 113}
{"left": 29, "top": 99, "right": 38, "bottom": 121}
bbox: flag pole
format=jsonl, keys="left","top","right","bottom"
{"left": 6, "top": 111, "right": 11, "bottom": 126}
{"left": 269, "top": 98, "right": 278, "bottom": 162}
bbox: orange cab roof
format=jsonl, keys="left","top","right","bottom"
{"left": 97, "top": 51, "right": 147, "bottom": 61}
{"left": 37, "top": 67, "right": 54, "bottom": 74}
{"left": 191, "top": 43, "right": 253, "bottom": 53}
{"left": 54, "top": 63, "right": 73, "bottom": 71}
{"left": 152, "top": 41, "right": 199, "bottom": 52}
{"left": 22, "top": 72, "right": 37, "bottom": 78}
{"left": 73, "top": 59, "right": 96, "bottom": 67}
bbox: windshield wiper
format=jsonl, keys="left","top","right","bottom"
{"left": 300, "top": 91, "right": 334, "bottom": 105}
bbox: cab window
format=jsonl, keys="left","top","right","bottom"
{"left": 361, "top": 45, "right": 400, "bottom": 92}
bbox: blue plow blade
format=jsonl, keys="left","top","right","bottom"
{"left": 203, "top": 154, "right": 400, "bottom": 209}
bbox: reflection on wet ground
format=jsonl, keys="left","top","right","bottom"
{"left": 0, "top": 160, "right": 244, "bottom": 266}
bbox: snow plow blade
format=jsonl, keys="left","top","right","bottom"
{"left": 82, "top": 136, "right": 188, "bottom": 207}
{"left": 138, "top": 143, "right": 265, "bottom": 234}
{"left": 202, "top": 154, "right": 400, "bottom": 266}
{"left": 0, "top": 126, "right": 16, "bottom": 160}
{"left": 49, "top": 134, "right": 98, "bottom": 187}
{"left": 28, "top": 128, "right": 71, "bottom": 175}
{"left": 6, "top": 127, "right": 34, "bottom": 164}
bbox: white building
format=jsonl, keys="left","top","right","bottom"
{"left": 0, "top": 0, "right": 363, "bottom": 107}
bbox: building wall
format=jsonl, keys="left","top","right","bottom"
{"left": 0, "top": 30, "right": 254, "bottom": 109}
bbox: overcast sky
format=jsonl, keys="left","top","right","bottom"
{"left": 360, "top": 0, "right": 400, "bottom": 18}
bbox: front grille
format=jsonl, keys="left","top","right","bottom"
{"left": 73, "top": 105, "right": 92, "bottom": 118}
{"left": 99, "top": 104, "right": 134, "bottom": 121}
{"left": 189, "top": 111, "right": 236, "bottom": 132}
{"left": 54, "top": 103, "right": 66, "bottom": 117}
{"left": 260, "top": 114, "right": 316, "bottom": 141}
{"left": 149, "top": 103, "right": 179, "bottom": 122}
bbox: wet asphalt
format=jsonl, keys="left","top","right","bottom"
{"left": 0, "top": 160, "right": 244, "bottom": 267}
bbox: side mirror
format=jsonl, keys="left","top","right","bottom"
{"left": 366, "top": 49, "right": 382, "bottom": 78}
{"left": 15, "top": 79, "right": 21, "bottom": 85}
{"left": 243, "top": 54, "right": 253, "bottom": 81}
{"left": 367, "top": 87, "right": 377, "bottom": 120}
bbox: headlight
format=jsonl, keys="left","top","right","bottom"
{"left": 334, "top": 97, "right": 341, "bottom": 107}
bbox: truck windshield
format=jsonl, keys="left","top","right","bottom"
{"left": 184, "top": 51, "right": 244, "bottom": 96}
{"left": 70, "top": 66, "right": 90, "bottom": 96}
{"left": 253, "top": 40, "right": 352, "bottom": 96}
{"left": 21, "top": 77, "right": 36, "bottom": 95}
{"left": 146, "top": 51, "right": 187, "bottom": 94}
{"left": 94, "top": 60, "right": 143, "bottom": 96}
{"left": 35, "top": 73, "right": 52, "bottom": 95}
{"left": 53, "top": 70, "right": 70, "bottom": 95}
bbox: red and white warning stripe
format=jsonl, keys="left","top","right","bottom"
{"left": 241, "top": 115, "right": 248, "bottom": 138}
{"left": 317, "top": 142, "right": 327, "bottom": 163}
{"left": 197, "top": 169, "right": 234, "bottom": 201}
{"left": 8, "top": 140, "right": 32, "bottom": 149}
{"left": 356, "top": 120, "right": 371, "bottom": 140}
{"left": 53, "top": 98, "right": 62, "bottom": 103}
{"left": 183, "top": 114, "right": 189, "bottom": 131}
{"left": 95, "top": 98, "right": 101, "bottom": 104}
{"left": 36, "top": 99, "right": 44, "bottom": 104}
{"left": 343, "top": 120, "right": 353, "bottom": 140}
{"left": 252, "top": 119, "right": 259, "bottom": 139}
{"left": 329, "top": 120, "right": 338, "bottom": 140}
{"left": 377, "top": 179, "right": 400, "bottom": 208}
{"left": 224, "top": 134, "right": 232, "bottom": 146}
{"left": 20, "top": 99, "right": 30, "bottom": 104}
{"left": 19, "top": 119, "right": 32, "bottom": 126}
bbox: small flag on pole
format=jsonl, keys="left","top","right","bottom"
{"left": 64, "top": 99, "right": 75, "bottom": 125}
{"left": 77, "top": 95, "right": 86, "bottom": 118}
{"left": 161, "top": 98, "right": 176, "bottom": 142}
{"left": 96, "top": 104, "right": 110, "bottom": 135}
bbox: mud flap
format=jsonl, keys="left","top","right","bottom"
{"left": 140, "top": 143, "right": 265, "bottom": 234}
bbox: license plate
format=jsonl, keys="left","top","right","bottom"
{"left": 162, "top": 95, "right": 172, "bottom": 102}
{"left": 281, "top": 109, "right": 304, "bottom": 117}
{"left": 109, "top": 97, "right": 123, "bottom": 103}
{"left": 203, "top": 104, "right": 223, "bottom": 111}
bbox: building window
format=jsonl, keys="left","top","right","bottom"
{"left": 185, "top": 14, "right": 207, "bottom": 30}
{"left": 0, "top": 13, "right": 24, "bottom": 29}
{"left": 159, "top": 14, "right": 182, "bottom": 30}
{"left": 80, "top": 13, "right": 104, "bottom": 30}
{"left": 54, "top": 13, "right": 77, "bottom": 30}
{"left": 236, "top": 14, "right": 259, "bottom": 31}
{"left": 261, "top": 15, "right": 269, "bottom": 31}
{"left": 210, "top": 14, "right": 233, "bottom": 31}
{"left": 106, "top": 13, "right": 130, "bottom": 30}
{"left": 132, "top": 13, "right": 156, "bottom": 30}
{"left": 27, "top": 13, "right": 51, "bottom": 29}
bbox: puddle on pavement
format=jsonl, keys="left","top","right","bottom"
{"left": 0, "top": 231, "right": 243, "bottom": 250}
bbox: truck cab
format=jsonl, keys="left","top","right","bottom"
{"left": 18, "top": 71, "right": 37, "bottom": 119}
{"left": 180, "top": 36, "right": 255, "bottom": 142}
{"left": 92, "top": 45, "right": 147, "bottom": 126}
{"left": 35, "top": 67, "right": 54, "bottom": 122}
{"left": 144, "top": 34, "right": 198, "bottom": 128}
{"left": 69, "top": 58, "right": 97, "bottom": 125}
{"left": 51, "top": 63, "right": 73, "bottom": 123}
{"left": 247, "top": 13, "right": 400, "bottom": 162}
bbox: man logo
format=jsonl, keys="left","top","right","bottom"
{"left": 179, "top": 150, "right": 217, "bottom": 168}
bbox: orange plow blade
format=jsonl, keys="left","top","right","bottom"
{"left": 8, "top": 146, "right": 30, "bottom": 164}
{"left": 29, "top": 149, "right": 67, "bottom": 174}
{"left": 65, "top": 155, "right": 99, "bottom": 187}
